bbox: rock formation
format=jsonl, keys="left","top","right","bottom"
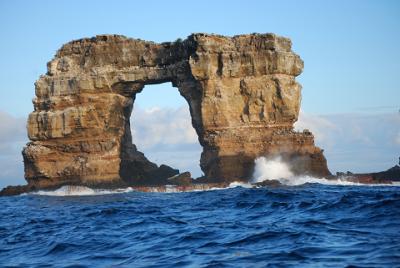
{"left": 22, "top": 33, "right": 330, "bottom": 189}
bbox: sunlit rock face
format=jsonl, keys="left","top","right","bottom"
{"left": 23, "top": 33, "right": 330, "bottom": 189}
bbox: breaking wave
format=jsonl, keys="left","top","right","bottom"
{"left": 3, "top": 180, "right": 400, "bottom": 267}
{"left": 32, "top": 186, "right": 134, "bottom": 196}
{"left": 30, "top": 184, "right": 227, "bottom": 197}
{"left": 252, "top": 156, "right": 400, "bottom": 187}
{"left": 276, "top": 176, "right": 400, "bottom": 187}
{"left": 27, "top": 158, "right": 399, "bottom": 197}
{"left": 252, "top": 156, "right": 293, "bottom": 183}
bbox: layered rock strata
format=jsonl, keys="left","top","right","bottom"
{"left": 23, "top": 33, "right": 330, "bottom": 189}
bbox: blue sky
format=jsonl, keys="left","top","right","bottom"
{"left": 0, "top": 0, "right": 399, "bottom": 187}
{"left": 1, "top": 0, "right": 399, "bottom": 115}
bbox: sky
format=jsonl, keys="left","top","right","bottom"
{"left": 0, "top": 0, "right": 399, "bottom": 187}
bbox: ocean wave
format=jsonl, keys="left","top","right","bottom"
{"left": 27, "top": 177, "right": 400, "bottom": 197}
{"left": 2, "top": 181, "right": 400, "bottom": 266}
{"left": 228, "top": 181, "right": 253, "bottom": 188}
{"left": 276, "top": 176, "right": 400, "bottom": 187}
{"left": 29, "top": 184, "right": 230, "bottom": 197}
{"left": 30, "top": 179, "right": 400, "bottom": 197}
{"left": 251, "top": 156, "right": 400, "bottom": 187}
{"left": 31, "top": 185, "right": 134, "bottom": 196}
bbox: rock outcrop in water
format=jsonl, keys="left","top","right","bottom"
{"left": 18, "top": 33, "right": 330, "bottom": 190}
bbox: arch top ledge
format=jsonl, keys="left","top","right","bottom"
{"left": 24, "top": 33, "right": 329, "bottom": 190}
{"left": 46, "top": 33, "right": 303, "bottom": 77}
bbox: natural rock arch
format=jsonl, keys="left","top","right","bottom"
{"left": 23, "top": 33, "right": 330, "bottom": 189}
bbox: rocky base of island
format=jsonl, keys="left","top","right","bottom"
{"left": 1, "top": 165, "right": 399, "bottom": 197}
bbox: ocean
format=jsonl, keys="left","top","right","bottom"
{"left": 0, "top": 181, "right": 399, "bottom": 267}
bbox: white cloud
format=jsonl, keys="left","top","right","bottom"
{"left": 295, "top": 111, "right": 400, "bottom": 173}
{"left": 395, "top": 132, "right": 400, "bottom": 145}
{"left": 131, "top": 105, "right": 203, "bottom": 177}
{"left": 131, "top": 106, "right": 198, "bottom": 149}
{"left": 0, "top": 111, "right": 27, "bottom": 188}
{"left": 390, "top": 114, "right": 400, "bottom": 146}
{"left": 295, "top": 110, "right": 338, "bottom": 146}
{"left": 0, "top": 111, "right": 26, "bottom": 143}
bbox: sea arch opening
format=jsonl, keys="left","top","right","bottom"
{"left": 130, "top": 82, "right": 203, "bottom": 181}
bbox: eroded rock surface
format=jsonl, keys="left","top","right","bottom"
{"left": 22, "top": 33, "right": 330, "bottom": 189}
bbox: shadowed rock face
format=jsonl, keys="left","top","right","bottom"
{"left": 23, "top": 33, "right": 330, "bottom": 189}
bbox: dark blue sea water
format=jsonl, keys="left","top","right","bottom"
{"left": 0, "top": 184, "right": 399, "bottom": 267}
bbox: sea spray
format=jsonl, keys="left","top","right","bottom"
{"left": 29, "top": 166, "right": 400, "bottom": 197}
{"left": 251, "top": 156, "right": 293, "bottom": 183}
{"left": 251, "top": 157, "right": 400, "bottom": 187}
{"left": 32, "top": 185, "right": 134, "bottom": 196}
{"left": 279, "top": 176, "right": 400, "bottom": 187}
{"left": 30, "top": 184, "right": 229, "bottom": 196}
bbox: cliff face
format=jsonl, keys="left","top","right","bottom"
{"left": 23, "top": 33, "right": 330, "bottom": 188}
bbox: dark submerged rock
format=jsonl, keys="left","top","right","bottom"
{"left": 167, "top": 172, "right": 193, "bottom": 186}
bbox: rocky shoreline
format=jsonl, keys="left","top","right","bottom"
{"left": 1, "top": 165, "right": 399, "bottom": 196}
{"left": 332, "top": 165, "right": 400, "bottom": 184}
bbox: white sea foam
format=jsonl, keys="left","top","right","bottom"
{"left": 32, "top": 185, "right": 134, "bottom": 196}
{"left": 276, "top": 175, "right": 395, "bottom": 187}
{"left": 251, "top": 156, "right": 293, "bottom": 183}
{"left": 228, "top": 181, "right": 253, "bottom": 188}
{"left": 251, "top": 156, "right": 400, "bottom": 187}
{"left": 28, "top": 160, "right": 400, "bottom": 196}
{"left": 30, "top": 184, "right": 226, "bottom": 196}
